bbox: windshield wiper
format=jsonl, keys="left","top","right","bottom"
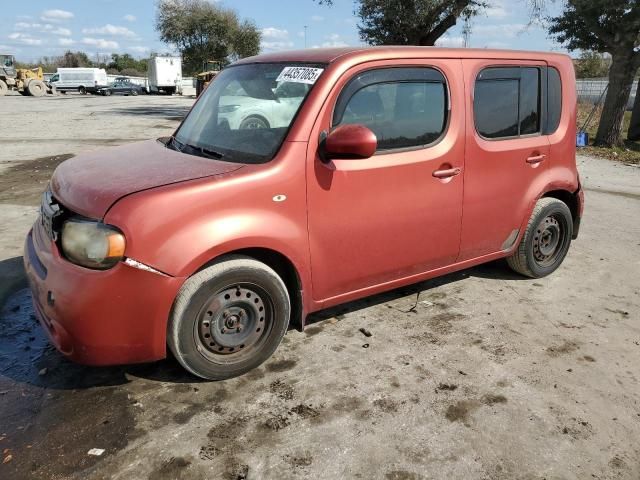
{"left": 166, "top": 135, "right": 185, "bottom": 152}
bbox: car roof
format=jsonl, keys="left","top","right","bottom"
{"left": 234, "top": 46, "right": 570, "bottom": 66}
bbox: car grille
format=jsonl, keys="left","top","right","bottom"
{"left": 39, "top": 189, "right": 64, "bottom": 241}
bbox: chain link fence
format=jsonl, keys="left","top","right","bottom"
{"left": 577, "top": 78, "right": 637, "bottom": 110}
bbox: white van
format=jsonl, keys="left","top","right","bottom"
{"left": 147, "top": 56, "right": 182, "bottom": 95}
{"left": 49, "top": 68, "right": 108, "bottom": 94}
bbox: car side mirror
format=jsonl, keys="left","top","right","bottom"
{"left": 320, "top": 124, "right": 377, "bottom": 162}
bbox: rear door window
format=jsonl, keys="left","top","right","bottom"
{"left": 474, "top": 67, "right": 542, "bottom": 139}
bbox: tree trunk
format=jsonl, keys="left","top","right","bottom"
{"left": 627, "top": 78, "right": 640, "bottom": 141}
{"left": 595, "top": 51, "right": 637, "bottom": 147}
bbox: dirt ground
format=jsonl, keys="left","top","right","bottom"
{"left": 0, "top": 93, "right": 639, "bottom": 480}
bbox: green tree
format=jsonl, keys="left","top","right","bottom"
{"left": 358, "top": 0, "right": 485, "bottom": 45}
{"left": 155, "top": 0, "right": 261, "bottom": 75}
{"left": 59, "top": 51, "right": 93, "bottom": 68}
{"left": 549, "top": 0, "right": 640, "bottom": 146}
{"left": 108, "top": 53, "right": 148, "bottom": 76}
{"left": 573, "top": 51, "right": 611, "bottom": 79}
{"left": 317, "top": 0, "right": 485, "bottom": 46}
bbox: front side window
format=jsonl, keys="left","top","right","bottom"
{"left": 174, "top": 63, "right": 324, "bottom": 164}
{"left": 333, "top": 67, "right": 448, "bottom": 151}
{"left": 474, "top": 67, "right": 541, "bottom": 139}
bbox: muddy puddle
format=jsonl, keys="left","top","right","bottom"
{"left": 0, "top": 288, "right": 139, "bottom": 480}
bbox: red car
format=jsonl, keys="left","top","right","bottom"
{"left": 24, "top": 47, "right": 583, "bottom": 380}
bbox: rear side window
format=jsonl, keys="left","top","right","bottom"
{"left": 333, "top": 67, "right": 448, "bottom": 151}
{"left": 474, "top": 67, "right": 541, "bottom": 139}
{"left": 545, "top": 67, "right": 562, "bottom": 134}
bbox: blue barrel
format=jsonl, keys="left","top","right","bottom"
{"left": 576, "top": 131, "right": 588, "bottom": 147}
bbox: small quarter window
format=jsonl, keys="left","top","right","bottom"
{"left": 545, "top": 67, "right": 562, "bottom": 134}
{"left": 333, "top": 68, "right": 448, "bottom": 151}
{"left": 474, "top": 67, "right": 541, "bottom": 139}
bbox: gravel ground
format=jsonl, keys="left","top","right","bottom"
{"left": 0, "top": 93, "right": 639, "bottom": 480}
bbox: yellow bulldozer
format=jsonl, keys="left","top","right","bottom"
{"left": 195, "top": 60, "right": 223, "bottom": 97}
{"left": 0, "top": 54, "right": 54, "bottom": 97}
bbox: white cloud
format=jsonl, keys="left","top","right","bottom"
{"left": 15, "top": 22, "right": 40, "bottom": 29}
{"left": 435, "top": 36, "right": 465, "bottom": 48}
{"left": 473, "top": 23, "right": 526, "bottom": 38}
{"left": 123, "top": 14, "right": 136, "bottom": 22}
{"left": 483, "top": 41, "right": 509, "bottom": 49}
{"left": 261, "top": 27, "right": 289, "bottom": 40}
{"left": 59, "top": 38, "right": 74, "bottom": 46}
{"left": 52, "top": 27, "right": 72, "bottom": 36}
{"left": 319, "top": 33, "right": 349, "bottom": 48}
{"left": 311, "top": 15, "right": 324, "bottom": 21}
{"left": 260, "top": 27, "right": 294, "bottom": 51}
{"left": 82, "top": 24, "right": 136, "bottom": 37}
{"left": 41, "top": 9, "right": 74, "bottom": 22}
{"left": 485, "top": 1, "right": 509, "bottom": 19}
{"left": 129, "top": 46, "right": 149, "bottom": 53}
{"left": 12, "top": 22, "right": 71, "bottom": 37}
{"left": 82, "top": 37, "right": 119, "bottom": 49}
{"left": 8, "top": 32, "right": 43, "bottom": 46}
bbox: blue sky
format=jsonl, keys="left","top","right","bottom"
{"left": 1, "top": 0, "right": 567, "bottom": 62}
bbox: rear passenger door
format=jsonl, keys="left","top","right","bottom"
{"left": 306, "top": 61, "right": 465, "bottom": 301}
{"left": 460, "top": 61, "right": 550, "bottom": 261}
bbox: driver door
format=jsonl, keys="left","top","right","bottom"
{"left": 306, "top": 61, "right": 466, "bottom": 302}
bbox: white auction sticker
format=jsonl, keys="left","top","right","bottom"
{"left": 276, "top": 66, "right": 324, "bottom": 84}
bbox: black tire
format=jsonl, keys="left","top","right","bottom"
{"left": 131, "top": 90, "right": 138, "bottom": 96}
{"left": 0, "top": 79, "right": 7, "bottom": 96}
{"left": 168, "top": 256, "right": 290, "bottom": 380}
{"left": 239, "top": 115, "right": 270, "bottom": 130}
{"left": 507, "top": 197, "right": 573, "bottom": 278}
{"left": 78, "top": 86, "right": 86, "bottom": 95}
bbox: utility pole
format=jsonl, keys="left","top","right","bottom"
{"left": 304, "top": 25, "right": 308, "bottom": 48}
{"left": 462, "top": 16, "right": 472, "bottom": 48}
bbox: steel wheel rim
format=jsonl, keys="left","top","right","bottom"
{"left": 241, "top": 118, "right": 267, "bottom": 129}
{"left": 193, "top": 283, "right": 273, "bottom": 364}
{"left": 532, "top": 214, "right": 565, "bottom": 267}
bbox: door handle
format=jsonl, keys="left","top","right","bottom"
{"left": 526, "top": 154, "right": 546, "bottom": 164}
{"left": 432, "top": 167, "right": 462, "bottom": 179}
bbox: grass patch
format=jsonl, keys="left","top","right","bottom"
{"left": 577, "top": 103, "right": 640, "bottom": 164}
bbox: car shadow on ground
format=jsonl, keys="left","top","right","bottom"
{"left": 0, "top": 256, "right": 528, "bottom": 391}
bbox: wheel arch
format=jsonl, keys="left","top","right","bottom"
{"left": 541, "top": 188, "right": 581, "bottom": 238}
{"left": 194, "top": 247, "right": 305, "bottom": 331}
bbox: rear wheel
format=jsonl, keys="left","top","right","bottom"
{"left": 131, "top": 90, "right": 138, "bottom": 96}
{"left": 27, "top": 80, "right": 46, "bottom": 97}
{"left": 168, "top": 256, "right": 291, "bottom": 380}
{"left": 78, "top": 86, "right": 86, "bottom": 95}
{"left": 507, "top": 197, "right": 573, "bottom": 278}
{"left": 0, "top": 79, "right": 8, "bottom": 96}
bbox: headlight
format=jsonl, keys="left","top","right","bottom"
{"left": 219, "top": 104, "right": 240, "bottom": 113}
{"left": 61, "top": 219, "right": 125, "bottom": 270}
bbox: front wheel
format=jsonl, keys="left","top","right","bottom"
{"left": 168, "top": 256, "right": 291, "bottom": 380}
{"left": 507, "top": 197, "right": 573, "bottom": 278}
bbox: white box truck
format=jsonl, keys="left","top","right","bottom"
{"left": 147, "top": 55, "right": 182, "bottom": 95}
{"left": 49, "top": 68, "right": 108, "bottom": 94}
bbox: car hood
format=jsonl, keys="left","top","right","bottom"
{"left": 51, "top": 139, "right": 244, "bottom": 218}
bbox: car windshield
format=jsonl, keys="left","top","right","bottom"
{"left": 173, "top": 62, "right": 325, "bottom": 164}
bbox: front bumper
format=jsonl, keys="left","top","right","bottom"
{"left": 23, "top": 220, "right": 185, "bottom": 366}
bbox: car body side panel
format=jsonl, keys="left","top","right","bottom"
{"left": 305, "top": 58, "right": 466, "bottom": 301}
{"left": 459, "top": 59, "right": 551, "bottom": 261}
{"left": 103, "top": 141, "right": 314, "bottom": 313}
